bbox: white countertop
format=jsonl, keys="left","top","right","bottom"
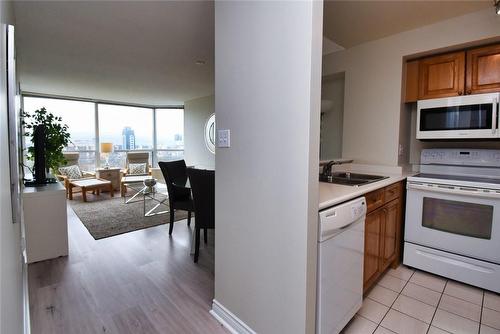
{"left": 22, "top": 181, "right": 66, "bottom": 198}
{"left": 319, "top": 165, "right": 416, "bottom": 210}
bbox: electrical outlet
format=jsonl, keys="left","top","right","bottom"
{"left": 218, "top": 129, "right": 230, "bottom": 148}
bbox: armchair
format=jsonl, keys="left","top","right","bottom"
{"left": 123, "top": 152, "right": 151, "bottom": 176}
{"left": 55, "top": 152, "right": 96, "bottom": 198}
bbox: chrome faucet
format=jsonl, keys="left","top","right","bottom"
{"left": 321, "top": 159, "right": 354, "bottom": 177}
{"left": 322, "top": 160, "right": 337, "bottom": 176}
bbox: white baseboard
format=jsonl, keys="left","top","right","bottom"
{"left": 210, "top": 299, "right": 256, "bottom": 334}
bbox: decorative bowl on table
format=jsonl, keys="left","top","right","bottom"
{"left": 143, "top": 178, "right": 157, "bottom": 193}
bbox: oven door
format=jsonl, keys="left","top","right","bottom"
{"left": 417, "top": 93, "right": 499, "bottom": 139}
{"left": 405, "top": 182, "right": 500, "bottom": 263}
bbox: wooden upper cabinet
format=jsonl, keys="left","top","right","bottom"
{"left": 405, "top": 60, "right": 419, "bottom": 102}
{"left": 466, "top": 44, "right": 500, "bottom": 95}
{"left": 405, "top": 42, "right": 500, "bottom": 102}
{"left": 418, "top": 51, "right": 465, "bottom": 100}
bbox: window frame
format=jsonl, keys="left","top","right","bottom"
{"left": 21, "top": 93, "right": 184, "bottom": 170}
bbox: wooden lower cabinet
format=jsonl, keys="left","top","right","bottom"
{"left": 381, "top": 199, "right": 400, "bottom": 269}
{"left": 363, "top": 209, "right": 384, "bottom": 291}
{"left": 363, "top": 182, "right": 404, "bottom": 294}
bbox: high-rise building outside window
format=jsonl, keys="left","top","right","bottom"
{"left": 122, "top": 127, "right": 136, "bottom": 150}
{"left": 98, "top": 104, "right": 153, "bottom": 167}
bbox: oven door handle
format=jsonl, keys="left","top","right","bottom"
{"left": 408, "top": 182, "right": 500, "bottom": 199}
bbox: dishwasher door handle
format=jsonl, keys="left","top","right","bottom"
{"left": 319, "top": 218, "right": 363, "bottom": 242}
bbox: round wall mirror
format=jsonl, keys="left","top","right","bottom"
{"left": 204, "top": 113, "right": 216, "bottom": 154}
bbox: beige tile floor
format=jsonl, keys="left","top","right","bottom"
{"left": 342, "top": 265, "right": 500, "bottom": 334}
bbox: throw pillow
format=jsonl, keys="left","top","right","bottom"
{"left": 128, "top": 163, "right": 147, "bottom": 175}
{"left": 59, "top": 165, "right": 82, "bottom": 180}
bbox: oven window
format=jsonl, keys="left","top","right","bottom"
{"left": 422, "top": 197, "right": 493, "bottom": 239}
{"left": 419, "top": 104, "right": 493, "bottom": 131}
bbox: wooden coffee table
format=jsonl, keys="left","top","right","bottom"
{"left": 68, "top": 178, "right": 114, "bottom": 202}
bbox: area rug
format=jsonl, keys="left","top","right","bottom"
{"left": 69, "top": 194, "right": 188, "bottom": 240}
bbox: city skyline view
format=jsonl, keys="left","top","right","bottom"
{"left": 65, "top": 124, "right": 183, "bottom": 151}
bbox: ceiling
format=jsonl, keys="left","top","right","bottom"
{"left": 323, "top": 1, "right": 492, "bottom": 49}
{"left": 14, "top": 1, "right": 492, "bottom": 105}
{"left": 13, "top": 1, "right": 214, "bottom": 105}
{"left": 323, "top": 37, "right": 344, "bottom": 55}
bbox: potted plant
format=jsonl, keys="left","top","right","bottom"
{"left": 21, "top": 107, "right": 71, "bottom": 175}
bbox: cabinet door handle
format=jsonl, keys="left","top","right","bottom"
{"left": 467, "top": 90, "right": 471, "bottom": 95}
{"left": 458, "top": 91, "right": 463, "bottom": 95}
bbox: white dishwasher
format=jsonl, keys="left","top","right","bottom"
{"left": 316, "top": 196, "right": 366, "bottom": 334}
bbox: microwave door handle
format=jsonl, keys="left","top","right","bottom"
{"left": 493, "top": 97, "right": 498, "bottom": 135}
{"left": 407, "top": 182, "right": 500, "bottom": 199}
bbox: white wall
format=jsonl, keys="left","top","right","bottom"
{"left": 323, "top": 9, "right": 500, "bottom": 166}
{"left": 184, "top": 95, "right": 215, "bottom": 169}
{"left": 214, "top": 1, "right": 322, "bottom": 333}
{"left": 320, "top": 73, "right": 344, "bottom": 160}
{"left": 0, "top": 2, "right": 23, "bottom": 333}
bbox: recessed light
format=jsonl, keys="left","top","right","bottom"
{"left": 495, "top": 0, "right": 500, "bottom": 15}
{"left": 195, "top": 60, "right": 206, "bottom": 65}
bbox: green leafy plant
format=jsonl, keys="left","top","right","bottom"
{"left": 21, "top": 107, "right": 71, "bottom": 173}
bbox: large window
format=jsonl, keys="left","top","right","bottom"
{"left": 98, "top": 104, "right": 153, "bottom": 168}
{"left": 23, "top": 97, "right": 96, "bottom": 171}
{"left": 21, "top": 95, "right": 184, "bottom": 171}
{"left": 156, "top": 108, "right": 184, "bottom": 163}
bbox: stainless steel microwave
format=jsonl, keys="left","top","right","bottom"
{"left": 417, "top": 93, "right": 499, "bottom": 139}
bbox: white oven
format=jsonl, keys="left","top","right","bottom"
{"left": 404, "top": 149, "right": 500, "bottom": 293}
{"left": 405, "top": 182, "right": 500, "bottom": 264}
{"left": 417, "top": 93, "right": 499, "bottom": 139}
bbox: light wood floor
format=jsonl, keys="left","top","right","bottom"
{"left": 28, "top": 204, "right": 228, "bottom": 334}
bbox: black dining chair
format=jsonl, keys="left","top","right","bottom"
{"left": 158, "top": 160, "right": 194, "bottom": 235}
{"left": 187, "top": 168, "right": 215, "bottom": 263}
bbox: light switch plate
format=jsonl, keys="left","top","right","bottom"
{"left": 218, "top": 129, "right": 230, "bottom": 148}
